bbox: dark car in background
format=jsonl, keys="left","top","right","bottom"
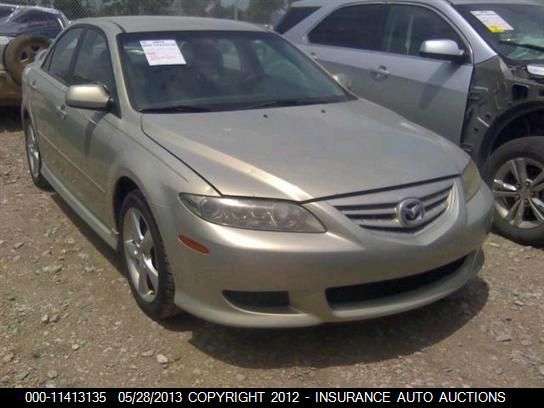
{"left": 0, "top": 3, "right": 68, "bottom": 106}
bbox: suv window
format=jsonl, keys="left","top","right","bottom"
{"left": 308, "top": 5, "right": 388, "bottom": 51}
{"left": 275, "top": 7, "right": 320, "bottom": 34}
{"left": 72, "top": 29, "right": 117, "bottom": 98}
{"left": 383, "top": 5, "right": 464, "bottom": 57}
{"left": 47, "top": 28, "right": 84, "bottom": 83}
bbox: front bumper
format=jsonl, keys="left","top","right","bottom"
{"left": 155, "top": 179, "right": 494, "bottom": 328}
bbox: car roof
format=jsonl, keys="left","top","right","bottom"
{"left": 291, "top": 0, "right": 542, "bottom": 7}
{"left": 0, "top": 2, "right": 64, "bottom": 14}
{"left": 75, "top": 16, "right": 266, "bottom": 34}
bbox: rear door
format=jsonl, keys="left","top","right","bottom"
{"left": 31, "top": 27, "right": 84, "bottom": 185}
{"left": 303, "top": 4, "right": 390, "bottom": 107}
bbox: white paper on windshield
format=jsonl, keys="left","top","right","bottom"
{"left": 471, "top": 10, "right": 514, "bottom": 33}
{"left": 140, "top": 40, "right": 186, "bottom": 66}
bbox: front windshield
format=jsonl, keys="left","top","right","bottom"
{"left": 456, "top": 3, "right": 544, "bottom": 63}
{"left": 119, "top": 31, "right": 353, "bottom": 112}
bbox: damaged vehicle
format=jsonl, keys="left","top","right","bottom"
{"left": 0, "top": 3, "right": 68, "bottom": 106}
{"left": 21, "top": 17, "right": 493, "bottom": 327}
{"left": 280, "top": 0, "right": 544, "bottom": 246}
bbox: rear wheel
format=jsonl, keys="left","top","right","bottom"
{"left": 120, "top": 191, "right": 179, "bottom": 319}
{"left": 4, "top": 34, "right": 50, "bottom": 84}
{"left": 24, "top": 120, "right": 50, "bottom": 190}
{"left": 483, "top": 136, "right": 544, "bottom": 246}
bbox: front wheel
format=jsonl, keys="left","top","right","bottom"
{"left": 120, "top": 191, "right": 179, "bottom": 319}
{"left": 483, "top": 136, "right": 544, "bottom": 246}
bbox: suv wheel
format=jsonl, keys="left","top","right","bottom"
{"left": 483, "top": 136, "right": 544, "bottom": 246}
{"left": 120, "top": 191, "right": 179, "bottom": 319}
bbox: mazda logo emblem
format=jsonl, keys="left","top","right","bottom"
{"left": 397, "top": 198, "right": 426, "bottom": 227}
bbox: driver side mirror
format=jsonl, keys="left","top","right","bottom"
{"left": 66, "top": 84, "right": 111, "bottom": 111}
{"left": 419, "top": 39, "right": 466, "bottom": 63}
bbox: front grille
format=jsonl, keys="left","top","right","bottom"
{"left": 326, "top": 257, "right": 466, "bottom": 308}
{"left": 332, "top": 183, "right": 453, "bottom": 232}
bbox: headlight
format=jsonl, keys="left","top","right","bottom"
{"left": 179, "top": 194, "right": 326, "bottom": 233}
{"left": 461, "top": 160, "right": 481, "bottom": 202}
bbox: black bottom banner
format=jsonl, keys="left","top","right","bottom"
{"left": 5, "top": 388, "right": 542, "bottom": 406}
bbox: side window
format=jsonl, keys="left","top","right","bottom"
{"left": 47, "top": 28, "right": 84, "bottom": 83}
{"left": 72, "top": 29, "right": 117, "bottom": 99}
{"left": 308, "top": 5, "right": 389, "bottom": 51}
{"left": 383, "top": 5, "right": 465, "bottom": 57}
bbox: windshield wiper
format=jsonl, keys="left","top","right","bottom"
{"left": 244, "top": 97, "right": 343, "bottom": 110}
{"left": 498, "top": 40, "right": 544, "bottom": 53}
{"left": 140, "top": 105, "right": 212, "bottom": 113}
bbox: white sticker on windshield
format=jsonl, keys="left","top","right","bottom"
{"left": 140, "top": 40, "right": 186, "bottom": 66}
{"left": 471, "top": 10, "right": 514, "bottom": 33}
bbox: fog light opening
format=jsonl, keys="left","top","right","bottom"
{"left": 178, "top": 236, "right": 209, "bottom": 254}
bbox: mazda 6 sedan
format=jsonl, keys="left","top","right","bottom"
{"left": 21, "top": 16, "right": 494, "bottom": 328}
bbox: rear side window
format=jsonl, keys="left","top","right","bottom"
{"left": 275, "top": 6, "right": 319, "bottom": 34}
{"left": 47, "top": 28, "right": 84, "bottom": 83}
{"left": 308, "top": 5, "right": 388, "bottom": 51}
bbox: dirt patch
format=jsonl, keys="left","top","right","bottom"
{"left": 0, "top": 122, "right": 543, "bottom": 387}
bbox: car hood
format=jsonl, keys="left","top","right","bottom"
{"left": 141, "top": 100, "right": 470, "bottom": 201}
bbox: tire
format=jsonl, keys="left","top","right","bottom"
{"left": 4, "top": 34, "right": 50, "bottom": 85}
{"left": 119, "top": 190, "right": 179, "bottom": 320}
{"left": 24, "top": 120, "right": 50, "bottom": 190}
{"left": 483, "top": 136, "right": 544, "bottom": 247}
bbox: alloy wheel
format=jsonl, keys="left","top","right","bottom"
{"left": 493, "top": 157, "right": 544, "bottom": 229}
{"left": 123, "top": 208, "right": 160, "bottom": 303}
{"left": 26, "top": 124, "right": 40, "bottom": 180}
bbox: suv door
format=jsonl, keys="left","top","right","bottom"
{"left": 374, "top": 4, "right": 474, "bottom": 143}
{"left": 305, "top": 4, "right": 390, "bottom": 107}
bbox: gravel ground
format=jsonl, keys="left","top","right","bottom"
{"left": 1, "top": 109, "right": 543, "bottom": 388}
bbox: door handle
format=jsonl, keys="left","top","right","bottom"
{"left": 309, "top": 51, "right": 318, "bottom": 59}
{"left": 30, "top": 80, "right": 38, "bottom": 90}
{"left": 370, "top": 65, "right": 390, "bottom": 80}
{"left": 56, "top": 104, "right": 66, "bottom": 120}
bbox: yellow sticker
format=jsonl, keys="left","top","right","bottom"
{"left": 471, "top": 10, "right": 514, "bottom": 33}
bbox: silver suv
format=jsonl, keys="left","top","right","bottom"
{"left": 280, "top": 0, "right": 544, "bottom": 246}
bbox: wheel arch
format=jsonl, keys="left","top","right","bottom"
{"left": 479, "top": 102, "right": 544, "bottom": 164}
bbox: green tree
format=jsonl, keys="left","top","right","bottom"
{"left": 101, "top": 0, "right": 174, "bottom": 16}
{"left": 246, "top": 0, "right": 292, "bottom": 24}
{"left": 181, "top": 0, "right": 207, "bottom": 16}
{"left": 54, "top": 0, "right": 90, "bottom": 19}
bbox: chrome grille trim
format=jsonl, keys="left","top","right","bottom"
{"left": 330, "top": 183, "right": 454, "bottom": 232}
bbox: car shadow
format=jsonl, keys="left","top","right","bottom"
{"left": 50, "top": 194, "right": 122, "bottom": 273}
{"left": 162, "top": 277, "right": 489, "bottom": 369}
{"left": 49, "top": 190, "right": 490, "bottom": 369}
{"left": 0, "top": 107, "right": 22, "bottom": 132}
